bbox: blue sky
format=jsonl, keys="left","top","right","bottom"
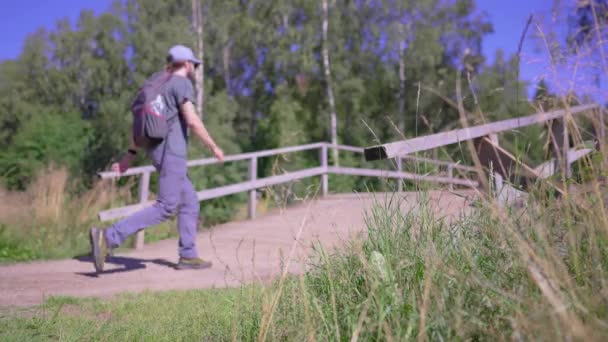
{"left": 0, "top": 0, "right": 602, "bottom": 100}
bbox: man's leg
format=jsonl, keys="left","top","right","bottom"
{"left": 104, "top": 155, "right": 187, "bottom": 249}
{"left": 177, "top": 177, "right": 199, "bottom": 259}
{"left": 175, "top": 177, "right": 212, "bottom": 269}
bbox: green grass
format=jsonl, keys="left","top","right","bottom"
{"left": 0, "top": 286, "right": 264, "bottom": 342}
{"left": 3, "top": 152, "right": 608, "bottom": 340}
{"left": 0, "top": 224, "right": 90, "bottom": 263}
{"left": 3, "top": 183, "right": 608, "bottom": 340}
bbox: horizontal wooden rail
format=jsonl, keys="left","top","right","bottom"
{"left": 98, "top": 141, "right": 480, "bottom": 234}
{"left": 534, "top": 148, "right": 594, "bottom": 179}
{"left": 328, "top": 166, "right": 479, "bottom": 187}
{"left": 328, "top": 143, "right": 476, "bottom": 172}
{"left": 99, "top": 142, "right": 474, "bottom": 180}
{"left": 99, "top": 167, "right": 326, "bottom": 221}
{"left": 98, "top": 142, "right": 326, "bottom": 179}
{"left": 364, "top": 104, "right": 599, "bottom": 161}
{"left": 399, "top": 155, "right": 477, "bottom": 172}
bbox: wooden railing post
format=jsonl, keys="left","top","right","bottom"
{"left": 493, "top": 169, "right": 504, "bottom": 198}
{"left": 447, "top": 165, "right": 454, "bottom": 191}
{"left": 248, "top": 157, "right": 257, "bottom": 219}
{"left": 563, "top": 116, "right": 572, "bottom": 178}
{"left": 396, "top": 156, "right": 403, "bottom": 192}
{"left": 320, "top": 144, "right": 328, "bottom": 196}
{"left": 595, "top": 108, "right": 606, "bottom": 154}
{"left": 135, "top": 172, "right": 150, "bottom": 250}
{"left": 486, "top": 134, "right": 505, "bottom": 199}
{"left": 600, "top": 108, "right": 606, "bottom": 147}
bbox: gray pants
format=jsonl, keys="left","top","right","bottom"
{"left": 105, "top": 151, "right": 199, "bottom": 258}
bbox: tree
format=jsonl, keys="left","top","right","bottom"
{"left": 191, "top": 0, "right": 204, "bottom": 118}
{"left": 322, "top": 0, "right": 339, "bottom": 166}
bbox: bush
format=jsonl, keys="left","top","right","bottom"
{"left": 0, "top": 111, "right": 93, "bottom": 190}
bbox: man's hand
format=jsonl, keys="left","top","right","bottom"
{"left": 211, "top": 145, "right": 225, "bottom": 161}
{"left": 111, "top": 153, "right": 136, "bottom": 174}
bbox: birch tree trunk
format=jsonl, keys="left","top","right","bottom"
{"left": 397, "top": 15, "right": 411, "bottom": 136}
{"left": 222, "top": 44, "right": 232, "bottom": 96}
{"left": 322, "top": 0, "right": 339, "bottom": 166}
{"left": 192, "top": 0, "right": 204, "bottom": 119}
{"left": 398, "top": 26, "right": 406, "bottom": 135}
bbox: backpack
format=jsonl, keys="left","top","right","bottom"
{"left": 131, "top": 72, "right": 174, "bottom": 148}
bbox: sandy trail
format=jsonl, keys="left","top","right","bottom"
{"left": 0, "top": 191, "right": 474, "bottom": 307}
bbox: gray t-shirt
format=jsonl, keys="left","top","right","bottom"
{"left": 148, "top": 74, "right": 195, "bottom": 160}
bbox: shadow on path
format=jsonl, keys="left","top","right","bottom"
{"left": 73, "top": 255, "right": 175, "bottom": 278}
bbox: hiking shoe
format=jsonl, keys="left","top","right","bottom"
{"left": 89, "top": 227, "right": 109, "bottom": 273}
{"left": 176, "top": 257, "right": 212, "bottom": 270}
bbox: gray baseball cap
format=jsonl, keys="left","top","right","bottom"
{"left": 167, "top": 45, "right": 202, "bottom": 66}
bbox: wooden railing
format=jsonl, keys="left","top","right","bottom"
{"left": 364, "top": 104, "right": 601, "bottom": 160}
{"left": 364, "top": 103, "right": 605, "bottom": 203}
{"left": 98, "top": 142, "right": 478, "bottom": 249}
{"left": 97, "top": 104, "right": 604, "bottom": 248}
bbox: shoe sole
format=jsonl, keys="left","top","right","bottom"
{"left": 89, "top": 227, "right": 104, "bottom": 273}
{"left": 175, "top": 262, "right": 212, "bottom": 270}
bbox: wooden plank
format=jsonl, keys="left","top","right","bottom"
{"left": 600, "top": 108, "right": 606, "bottom": 147}
{"left": 480, "top": 137, "right": 566, "bottom": 195}
{"left": 493, "top": 172, "right": 504, "bottom": 198}
{"left": 99, "top": 167, "right": 326, "bottom": 221}
{"left": 197, "top": 167, "right": 325, "bottom": 201}
{"left": 474, "top": 135, "right": 515, "bottom": 180}
{"left": 497, "top": 183, "right": 528, "bottom": 206}
{"left": 248, "top": 157, "right": 257, "bottom": 219}
{"left": 481, "top": 137, "right": 539, "bottom": 178}
{"left": 531, "top": 148, "right": 592, "bottom": 179}
{"left": 99, "top": 203, "right": 152, "bottom": 222}
{"left": 327, "top": 166, "right": 479, "bottom": 187}
{"left": 330, "top": 143, "right": 477, "bottom": 172}
{"left": 98, "top": 142, "right": 326, "bottom": 179}
{"left": 364, "top": 104, "right": 598, "bottom": 161}
{"left": 447, "top": 165, "right": 454, "bottom": 191}
{"left": 400, "top": 155, "right": 477, "bottom": 172}
{"left": 396, "top": 156, "right": 403, "bottom": 192}
{"left": 320, "top": 144, "right": 329, "bottom": 196}
{"left": 189, "top": 142, "right": 326, "bottom": 167}
{"left": 98, "top": 165, "right": 156, "bottom": 179}
{"left": 533, "top": 160, "right": 556, "bottom": 179}
{"left": 99, "top": 141, "right": 476, "bottom": 180}
{"left": 330, "top": 144, "right": 364, "bottom": 153}
{"left": 549, "top": 117, "right": 572, "bottom": 177}
{"left": 568, "top": 148, "right": 593, "bottom": 163}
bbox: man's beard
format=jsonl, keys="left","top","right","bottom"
{"left": 187, "top": 70, "right": 197, "bottom": 83}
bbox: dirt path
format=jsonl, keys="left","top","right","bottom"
{"left": 0, "top": 191, "right": 474, "bottom": 307}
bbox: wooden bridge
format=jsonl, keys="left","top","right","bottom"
{"left": 98, "top": 103, "right": 604, "bottom": 250}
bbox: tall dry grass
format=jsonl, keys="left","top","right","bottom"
{"left": 234, "top": 11, "right": 608, "bottom": 341}
{"left": 238, "top": 157, "right": 608, "bottom": 340}
{"left": 0, "top": 165, "right": 131, "bottom": 261}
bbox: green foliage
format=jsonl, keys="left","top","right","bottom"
{"left": 0, "top": 225, "right": 40, "bottom": 262}
{"left": 0, "top": 111, "right": 93, "bottom": 190}
{"left": 0, "top": 0, "right": 497, "bottom": 193}
{"left": 1, "top": 0, "right": 601, "bottom": 249}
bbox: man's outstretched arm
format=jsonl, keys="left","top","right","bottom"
{"left": 180, "top": 101, "right": 225, "bottom": 161}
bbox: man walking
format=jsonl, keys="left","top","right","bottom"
{"left": 90, "top": 45, "right": 224, "bottom": 273}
